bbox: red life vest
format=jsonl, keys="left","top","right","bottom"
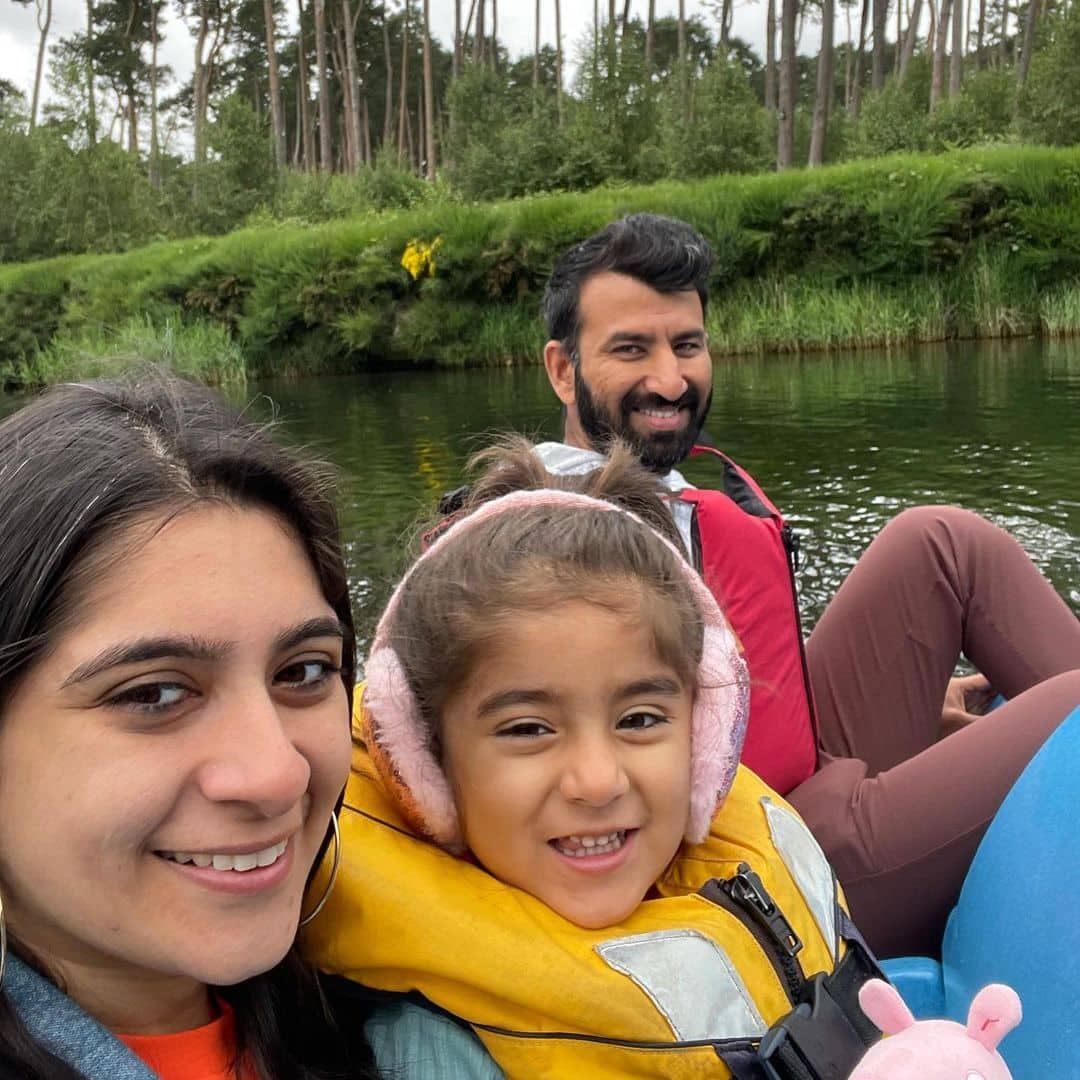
{"left": 679, "top": 446, "right": 818, "bottom": 794}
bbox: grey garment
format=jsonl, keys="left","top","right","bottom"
{"left": 5, "top": 951, "right": 503, "bottom": 1080}
{"left": 365, "top": 1000, "right": 505, "bottom": 1080}
{"left": 533, "top": 441, "right": 698, "bottom": 560}
{"left": 5, "top": 953, "right": 157, "bottom": 1079}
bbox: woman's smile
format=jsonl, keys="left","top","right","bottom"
{"left": 0, "top": 505, "right": 352, "bottom": 999}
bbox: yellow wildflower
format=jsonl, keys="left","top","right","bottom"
{"left": 401, "top": 236, "right": 444, "bottom": 280}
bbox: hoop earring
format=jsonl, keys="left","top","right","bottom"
{"left": 0, "top": 884, "right": 7, "bottom": 988}
{"left": 300, "top": 811, "right": 340, "bottom": 928}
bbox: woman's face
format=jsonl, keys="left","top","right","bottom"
{"left": 0, "top": 505, "right": 351, "bottom": 1021}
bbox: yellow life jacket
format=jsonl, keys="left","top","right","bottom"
{"left": 304, "top": 735, "right": 880, "bottom": 1080}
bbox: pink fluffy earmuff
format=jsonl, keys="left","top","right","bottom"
{"left": 362, "top": 488, "right": 750, "bottom": 852}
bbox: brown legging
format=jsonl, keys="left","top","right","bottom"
{"left": 784, "top": 506, "right": 1080, "bottom": 959}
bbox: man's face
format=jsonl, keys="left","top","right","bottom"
{"left": 546, "top": 271, "right": 713, "bottom": 472}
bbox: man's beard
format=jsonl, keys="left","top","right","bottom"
{"left": 574, "top": 367, "right": 712, "bottom": 473}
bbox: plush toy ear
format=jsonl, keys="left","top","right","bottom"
{"left": 857, "top": 979, "right": 916, "bottom": 1036}
{"left": 966, "top": 984, "right": 1022, "bottom": 1052}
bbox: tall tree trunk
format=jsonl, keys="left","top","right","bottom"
{"left": 30, "top": 0, "right": 53, "bottom": 130}
{"left": 474, "top": 0, "right": 485, "bottom": 64}
{"left": 331, "top": 10, "right": 355, "bottom": 169}
{"left": 423, "top": 0, "right": 435, "bottom": 179}
{"left": 778, "top": 0, "right": 797, "bottom": 167}
{"left": 871, "top": 0, "right": 889, "bottom": 89}
{"left": 899, "top": 0, "right": 923, "bottom": 78}
{"left": 976, "top": 0, "right": 986, "bottom": 65}
{"left": 453, "top": 0, "right": 462, "bottom": 78}
{"left": 765, "top": 0, "right": 778, "bottom": 109}
{"left": 645, "top": 0, "right": 656, "bottom": 74}
{"left": 85, "top": 0, "right": 97, "bottom": 146}
{"left": 264, "top": 0, "right": 287, "bottom": 167}
{"left": 950, "top": 0, "right": 963, "bottom": 95}
{"left": 126, "top": 92, "right": 138, "bottom": 155}
{"left": 491, "top": 0, "right": 498, "bottom": 70}
{"left": 998, "top": 2, "right": 1008, "bottom": 66}
{"left": 849, "top": 0, "right": 871, "bottom": 113}
{"left": 314, "top": 0, "right": 333, "bottom": 170}
{"left": 554, "top": 0, "right": 563, "bottom": 122}
{"left": 620, "top": 0, "right": 631, "bottom": 42}
{"left": 343, "top": 0, "right": 365, "bottom": 169}
{"left": 296, "top": 0, "right": 317, "bottom": 170}
{"left": 397, "top": 0, "right": 411, "bottom": 162}
{"left": 678, "top": 0, "right": 688, "bottom": 118}
{"left": 927, "top": 0, "right": 937, "bottom": 60}
{"left": 1016, "top": 0, "right": 1040, "bottom": 84}
{"left": 809, "top": 0, "right": 835, "bottom": 165}
{"left": 844, "top": 0, "right": 853, "bottom": 105}
{"left": 533, "top": 0, "right": 541, "bottom": 92}
{"left": 149, "top": 0, "right": 160, "bottom": 186}
{"left": 382, "top": 13, "right": 394, "bottom": 146}
{"left": 720, "top": 0, "right": 733, "bottom": 46}
{"left": 930, "top": 0, "right": 954, "bottom": 108}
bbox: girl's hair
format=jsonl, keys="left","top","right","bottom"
{"left": 387, "top": 436, "right": 705, "bottom": 753}
{"left": 0, "top": 373, "right": 374, "bottom": 1080}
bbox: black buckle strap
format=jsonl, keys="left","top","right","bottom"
{"left": 718, "top": 944, "right": 882, "bottom": 1080}
{"left": 758, "top": 971, "right": 870, "bottom": 1080}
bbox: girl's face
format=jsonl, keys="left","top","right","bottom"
{"left": 0, "top": 506, "right": 351, "bottom": 1028}
{"left": 441, "top": 599, "right": 693, "bottom": 930}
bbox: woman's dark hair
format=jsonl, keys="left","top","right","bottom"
{"left": 540, "top": 213, "right": 716, "bottom": 359}
{"left": 0, "top": 373, "right": 376, "bottom": 1079}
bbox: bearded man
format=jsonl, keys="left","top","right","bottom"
{"left": 533, "top": 213, "right": 1080, "bottom": 959}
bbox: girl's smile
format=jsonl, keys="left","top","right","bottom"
{"left": 441, "top": 597, "right": 693, "bottom": 930}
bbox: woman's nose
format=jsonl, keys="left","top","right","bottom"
{"left": 196, "top": 693, "right": 311, "bottom": 817}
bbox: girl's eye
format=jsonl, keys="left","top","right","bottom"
{"left": 496, "top": 720, "right": 553, "bottom": 738}
{"left": 107, "top": 682, "right": 191, "bottom": 714}
{"left": 276, "top": 659, "right": 339, "bottom": 689}
{"left": 618, "top": 710, "right": 669, "bottom": 731}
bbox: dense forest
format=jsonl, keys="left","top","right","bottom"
{"left": 3, "top": 0, "right": 1080, "bottom": 265}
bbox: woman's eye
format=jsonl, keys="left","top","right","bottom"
{"left": 276, "top": 659, "right": 339, "bottom": 689}
{"left": 496, "top": 720, "right": 552, "bottom": 738}
{"left": 618, "top": 710, "right": 668, "bottom": 731}
{"left": 108, "top": 682, "right": 191, "bottom": 713}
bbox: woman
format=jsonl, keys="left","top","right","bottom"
{"left": 0, "top": 374, "right": 499, "bottom": 1079}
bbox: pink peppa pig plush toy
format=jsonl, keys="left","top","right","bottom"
{"left": 850, "top": 979, "right": 1021, "bottom": 1079}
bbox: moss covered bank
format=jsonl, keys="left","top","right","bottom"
{"left": 3, "top": 146, "right": 1080, "bottom": 386}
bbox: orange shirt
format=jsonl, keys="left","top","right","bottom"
{"left": 117, "top": 1000, "right": 257, "bottom": 1080}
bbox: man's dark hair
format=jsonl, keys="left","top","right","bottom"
{"left": 541, "top": 213, "right": 716, "bottom": 360}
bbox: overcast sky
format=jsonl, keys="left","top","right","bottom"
{"left": 2, "top": 0, "right": 822, "bottom": 112}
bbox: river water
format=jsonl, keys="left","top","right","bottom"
{"left": 246, "top": 337, "right": 1080, "bottom": 654}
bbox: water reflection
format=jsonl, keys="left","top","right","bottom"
{"left": 0, "top": 339, "right": 1058, "bottom": 655}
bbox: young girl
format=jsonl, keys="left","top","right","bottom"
{"left": 304, "top": 441, "right": 882, "bottom": 1080}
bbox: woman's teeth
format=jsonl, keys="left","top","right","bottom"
{"left": 160, "top": 839, "right": 287, "bottom": 872}
{"left": 553, "top": 831, "right": 627, "bottom": 858}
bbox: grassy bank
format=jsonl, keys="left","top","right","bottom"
{"left": 3, "top": 145, "right": 1080, "bottom": 386}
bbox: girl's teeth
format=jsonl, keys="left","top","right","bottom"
{"left": 163, "top": 839, "right": 287, "bottom": 872}
{"left": 555, "top": 832, "right": 627, "bottom": 857}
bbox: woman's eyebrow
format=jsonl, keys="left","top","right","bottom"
{"left": 272, "top": 616, "right": 346, "bottom": 654}
{"left": 61, "top": 637, "right": 233, "bottom": 687}
{"left": 61, "top": 618, "right": 345, "bottom": 688}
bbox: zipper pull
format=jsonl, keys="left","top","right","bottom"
{"left": 781, "top": 524, "right": 801, "bottom": 572}
{"left": 722, "top": 863, "right": 803, "bottom": 959}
